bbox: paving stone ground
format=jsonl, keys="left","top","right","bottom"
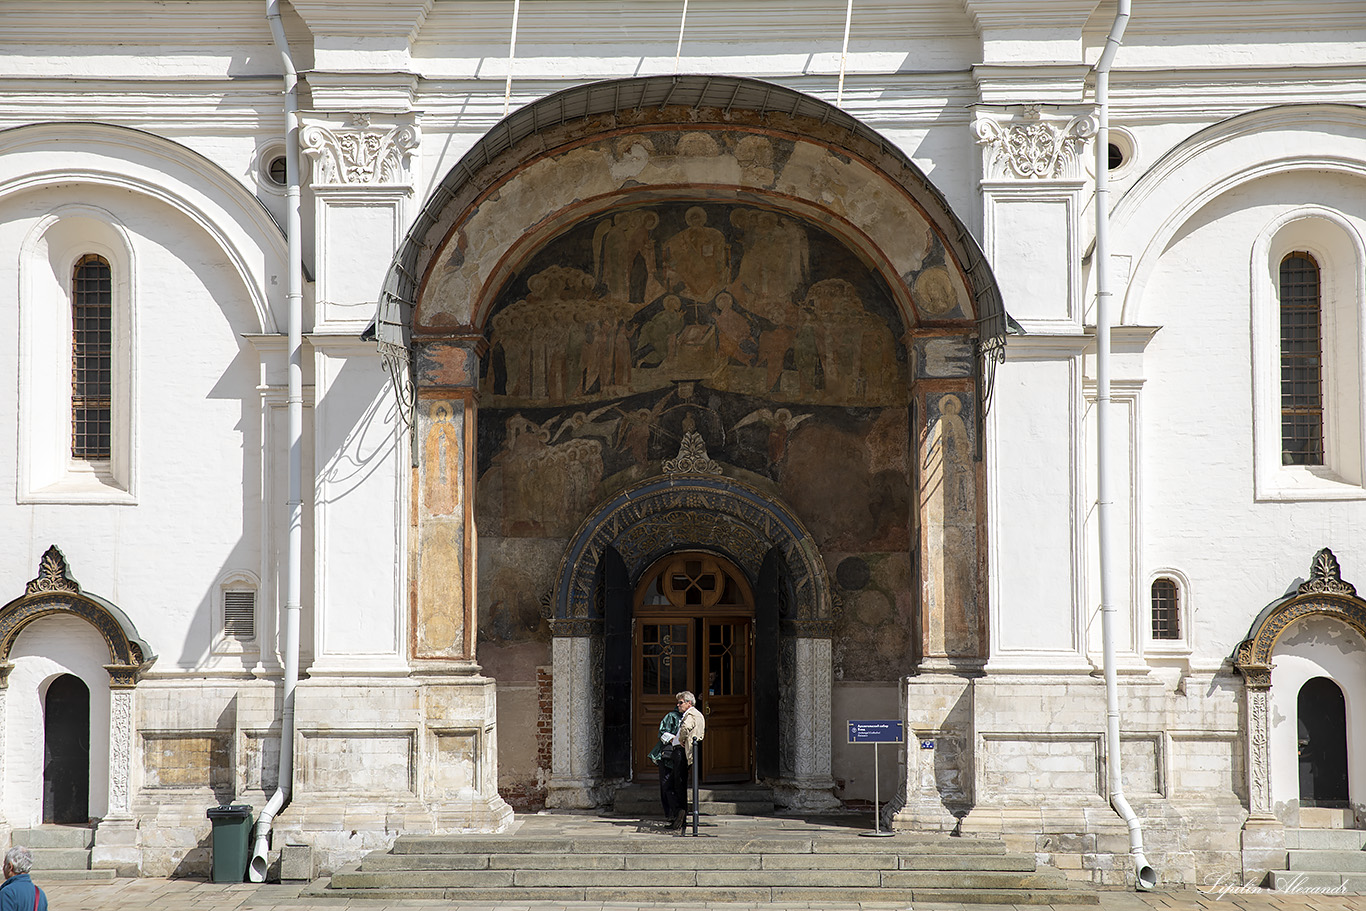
{"left": 37, "top": 878, "right": 1366, "bottom": 911}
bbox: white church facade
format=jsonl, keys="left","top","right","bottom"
{"left": 2, "top": 0, "right": 1365, "bottom": 889}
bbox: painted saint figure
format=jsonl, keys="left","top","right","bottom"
{"left": 663, "top": 206, "right": 731, "bottom": 302}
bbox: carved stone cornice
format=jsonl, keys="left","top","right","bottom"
{"left": 974, "top": 106, "right": 1094, "bottom": 181}
{"left": 301, "top": 113, "right": 420, "bottom": 186}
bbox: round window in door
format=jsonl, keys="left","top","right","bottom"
{"left": 633, "top": 553, "right": 754, "bottom": 783}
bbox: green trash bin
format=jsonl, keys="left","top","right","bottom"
{"left": 206, "top": 804, "right": 253, "bottom": 883}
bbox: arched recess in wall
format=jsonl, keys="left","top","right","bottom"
{"left": 0, "top": 546, "right": 155, "bottom": 826}
{"left": 375, "top": 75, "right": 1005, "bottom": 398}
{"left": 547, "top": 468, "right": 833, "bottom": 806}
{"left": 1103, "top": 104, "right": 1366, "bottom": 326}
{"left": 0, "top": 121, "right": 287, "bottom": 335}
{"left": 387, "top": 76, "right": 1005, "bottom": 810}
{"left": 1234, "top": 548, "right": 1366, "bottom": 823}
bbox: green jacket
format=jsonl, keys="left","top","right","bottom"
{"left": 648, "top": 709, "right": 683, "bottom": 765}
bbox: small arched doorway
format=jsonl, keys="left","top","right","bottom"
{"left": 43, "top": 673, "right": 90, "bottom": 824}
{"left": 1298, "top": 676, "right": 1349, "bottom": 806}
{"left": 632, "top": 553, "right": 754, "bottom": 783}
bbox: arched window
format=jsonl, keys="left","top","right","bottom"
{"left": 1279, "top": 252, "right": 1324, "bottom": 466}
{"left": 1150, "top": 577, "right": 1180, "bottom": 640}
{"left": 71, "top": 254, "right": 113, "bottom": 460}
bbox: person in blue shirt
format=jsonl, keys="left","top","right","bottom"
{"left": 0, "top": 846, "right": 47, "bottom": 911}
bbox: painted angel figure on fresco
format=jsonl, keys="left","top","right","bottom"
{"left": 614, "top": 392, "right": 673, "bottom": 466}
{"left": 551, "top": 404, "right": 621, "bottom": 445}
{"left": 733, "top": 407, "right": 813, "bottom": 463}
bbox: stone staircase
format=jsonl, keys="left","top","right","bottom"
{"left": 308, "top": 816, "right": 1098, "bottom": 904}
{"left": 1269, "top": 827, "right": 1366, "bottom": 893}
{"left": 11, "top": 826, "right": 114, "bottom": 883}
{"left": 612, "top": 782, "right": 776, "bottom": 817}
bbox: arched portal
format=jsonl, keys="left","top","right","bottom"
{"left": 0, "top": 546, "right": 153, "bottom": 838}
{"left": 386, "top": 75, "right": 1002, "bottom": 814}
{"left": 1235, "top": 548, "right": 1366, "bottom": 825}
{"left": 43, "top": 673, "right": 90, "bottom": 824}
{"left": 1298, "top": 677, "right": 1349, "bottom": 806}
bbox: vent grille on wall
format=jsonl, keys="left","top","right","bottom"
{"left": 223, "top": 590, "right": 256, "bottom": 640}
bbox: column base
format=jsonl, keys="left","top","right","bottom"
{"left": 1241, "top": 817, "right": 1287, "bottom": 882}
{"left": 772, "top": 779, "right": 841, "bottom": 813}
{"left": 91, "top": 815, "right": 141, "bottom": 877}
{"left": 545, "top": 777, "right": 613, "bottom": 809}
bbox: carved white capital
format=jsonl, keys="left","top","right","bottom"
{"left": 974, "top": 106, "right": 1095, "bottom": 181}
{"left": 301, "top": 113, "right": 420, "bottom": 186}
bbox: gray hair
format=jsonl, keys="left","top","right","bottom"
{"left": 5, "top": 846, "right": 32, "bottom": 874}
{"left": 676, "top": 690, "right": 696, "bottom": 706}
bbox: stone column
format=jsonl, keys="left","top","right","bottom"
{"left": 913, "top": 335, "right": 987, "bottom": 671}
{"left": 92, "top": 680, "right": 139, "bottom": 875}
{"left": 1240, "top": 669, "right": 1286, "bottom": 876}
{"left": 776, "top": 631, "right": 840, "bottom": 811}
{"left": 409, "top": 335, "right": 512, "bottom": 831}
{"left": 546, "top": 626, "right": 608, "bottom": 808}
{"left": 412, "top": 337, "right": 483, "bottom": 663}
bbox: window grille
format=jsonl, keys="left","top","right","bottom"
{"left": 1280, "top": 252, "right": 1323, "bottom": 466}
{"left": 1150, "top": 578, "right": 1180, "bottom": 640}
{"left": 223, "top": 590, "right": 256, "bottom": 640}
{"left": 71, "top": 254, "right": 112, "bottom": 460}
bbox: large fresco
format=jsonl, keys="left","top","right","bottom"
{"left": 475, "top": 201, "right": 915, "bottom": 682}
{"left": 482, "top": 201, "right": 909, "bottom": 408}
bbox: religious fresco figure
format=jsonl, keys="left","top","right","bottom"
{"left": 663, "top": 206, "right": 731, "bottom": 301}
{"left": 495, "top": 413, "right": 606, "bottom": 536}
{"left": 733, "top": 406, "right": 812, "bottom": 464}
{"left": 713, "top": 292, "right": 755, "bottom": 366}
{"left": 424, "top": 402, "right": 461, "bottom": 516}
{"left": 483, "top": 201, "right": 906, "bottom": 409}
{"left": 593, "top": 210, "right": 660, "bottom": 303}
{"left": 637, "top": 295, "right": 685, "bottom": 369}
{"left": 730, "top": 208, "right": 809, "bottom": 307}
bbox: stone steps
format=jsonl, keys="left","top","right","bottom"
{"left": 10, "top": 826, "right": 115, "bottom": 884}
{"left": 612, "top": 783, "right": 775, "bottom": 816}
{"left": 311, "top": 828, "right": 1097, "bottom": 904}
{"left": 1271, "top": 827, "right": 1366, "bottom": 893}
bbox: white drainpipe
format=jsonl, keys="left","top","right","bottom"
{"left": 251, "top": 0, "right": 304, "bottom": 883}
{"left": 1094, "top": 0, "right": 1157, "bottom": 891}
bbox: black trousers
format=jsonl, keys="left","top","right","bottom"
{"left": 659, "top": 750, "right": 688, "bottom": 818}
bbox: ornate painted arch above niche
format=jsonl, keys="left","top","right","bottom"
{"left": 1233, "top": 548, "right": 1366, "bottom": 688}
{"left": 552, "top": 464, "right": 833, "bottom": 634}
{"left": 0, "top": 546, "right": 155, "bottom": 687}
{"left": 374, "top": 77, "right": 1005, "bottom": 400}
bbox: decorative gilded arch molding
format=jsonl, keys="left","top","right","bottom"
{"left": 552, "top": 464, "right": 833, "bottom": 635}
{"left": 1233, "top": 547, "right": 1365, "bottom": 819}
{"left": 0, "top": 546, "right": 155, "bottom": 687}
{"left": 1233, "top": 548, "right": 1366, "bottom": 689}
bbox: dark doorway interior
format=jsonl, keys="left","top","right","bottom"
{"left": 43, "top": 673, "right": 90, "bottom": 824}
{"left": 1298, "top": 676, "right": 1349, "bottom": 808}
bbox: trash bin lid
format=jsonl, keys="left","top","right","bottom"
{"left": 206, "top": 805, "right": 253, "bottom": 819}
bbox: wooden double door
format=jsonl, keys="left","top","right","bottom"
{"left": 632, "top": 553, "right": 753, "bottom": 782}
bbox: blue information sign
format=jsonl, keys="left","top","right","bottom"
{"left": 847, "top": 720, "right": 904, "bottom": 744}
